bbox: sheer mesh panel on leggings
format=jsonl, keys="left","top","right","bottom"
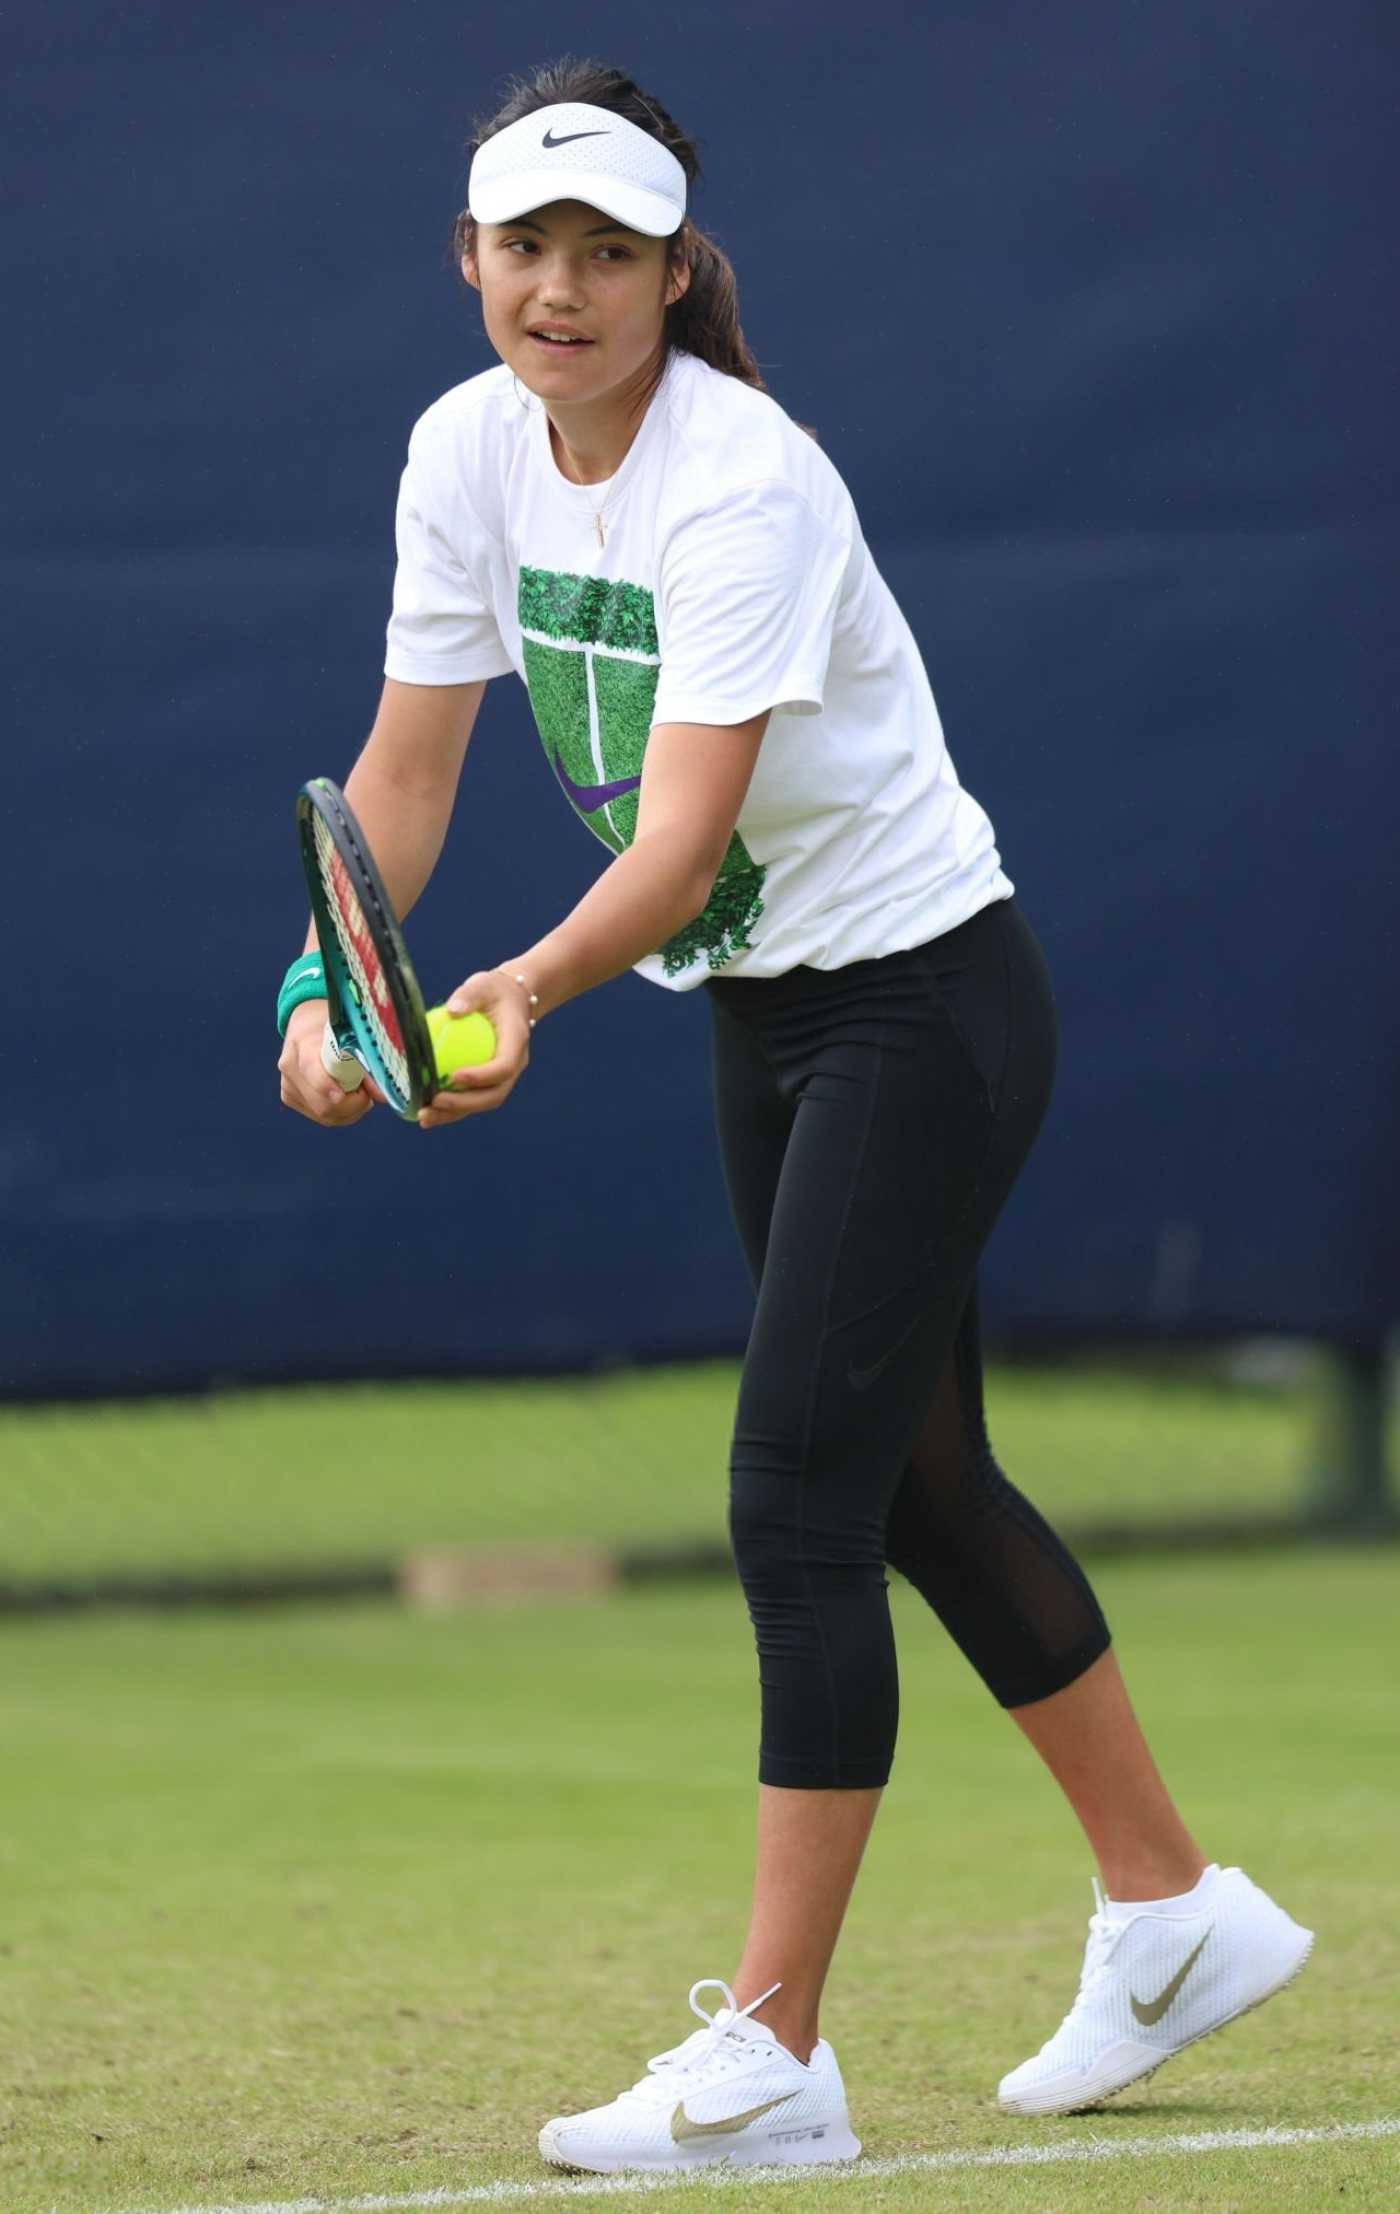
{"left": 884, "top": 1276, "right": 1111, "bottom": 1708}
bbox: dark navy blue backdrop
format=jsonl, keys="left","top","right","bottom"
{"left": 4, "top": 2, "right": 1396, "bottom": 1395}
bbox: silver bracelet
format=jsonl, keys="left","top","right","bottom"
{"left": 497, "top": 969, "right": 540, "bottom": 1030}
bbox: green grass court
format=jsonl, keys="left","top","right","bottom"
{"left": 2, "top": 1364, "right": 1397, "bottom": 2212}
{"left": 0, "top": 1353, "right": 1362, "bottom": 1582}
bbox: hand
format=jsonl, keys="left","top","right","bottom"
{"left": 277, "top": 1000, "right": 387, "bottom": 1127}
{"left": 416, "top": 968, "right": 533, "bottom": 1130}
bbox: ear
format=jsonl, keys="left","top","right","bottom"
{"left": 460, "top": 249, "right": 481, "bottom": 293}
{"left": 665, "top": 243, "right": 692, "bottom": 311}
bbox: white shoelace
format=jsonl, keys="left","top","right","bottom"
{"left": 631, "top": 1977, "right": 784, "bottom": 2101}
{"left": 1048, "top": 1878, "right": 1125, "bottom": 2045}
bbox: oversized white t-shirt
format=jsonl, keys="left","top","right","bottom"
{"left": 383, "top": 347, "right": 1014, "bottom": 990}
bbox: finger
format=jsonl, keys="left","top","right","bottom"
{"left": 417, "top": 1081, "right": 514, "bottom": 1128}
{"left": 282, "top": 1071, "right": 374, "bottom": 1125}
{"left": 325, "top": 1087, "right": 374, "bottom": 1121}
{"left": 443, "top": 1049, "right": 521, "bottom": 1088}
{"left": 310, "top": 1067, "right": 373, "bottom": 1117}
{"left": 314, "top": 1090, "right": 373, "bottom": 1125}
{"left": 434, "top": 1070, "right": 518, "bottom": 1106}
{"left": 419, "top": 1094, "right": 481, "bottom": 1126}
{"left": 444, "top": 975, "right": 495, "bottom": 1016}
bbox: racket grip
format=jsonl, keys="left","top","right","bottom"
{"left": 321, "top": 1021, "right": 366, "bottom": 1092}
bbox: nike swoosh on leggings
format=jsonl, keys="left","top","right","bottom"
{"left": 847, "top": 1308, "right": 926, "bottom": 1391}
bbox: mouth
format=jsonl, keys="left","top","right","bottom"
{"left": 528, "top": 328, "right": 595, "bottom": 353}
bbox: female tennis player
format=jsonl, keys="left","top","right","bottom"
{"left": 276, "top": 57, "right": 1313, "bottom": 2176}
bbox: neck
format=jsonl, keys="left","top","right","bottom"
{"left": 546, "top": 348, "right": 667, "bottom": 484}
{"left": 548, "top": 416, "right": 625, "bottom": 484}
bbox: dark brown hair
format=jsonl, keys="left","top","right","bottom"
{"left": 451, "top": 55, "right": 816, "bottom": 437}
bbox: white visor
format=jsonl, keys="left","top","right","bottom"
{"left": 467, "top": 101, "right": 687, "bottom": 238}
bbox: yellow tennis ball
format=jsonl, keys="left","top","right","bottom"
{"left": 426, "top": 1004, "right": 497, "bottom": 1085}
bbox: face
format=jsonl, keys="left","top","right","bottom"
{"left": 463, "top": 197, "right": 689, "bottom": 405}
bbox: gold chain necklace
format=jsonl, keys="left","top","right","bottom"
{"left": 549, "top": 420, "right": 620, "bottom": 548}
{"left": 581, "top": 481, "right": 618, "bottom": 549}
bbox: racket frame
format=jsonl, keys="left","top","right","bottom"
{"left": 295, "top": 776, "right": 438, "bottom": 1118}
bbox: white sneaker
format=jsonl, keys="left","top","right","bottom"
{"left": 997, "top": 1862, "right": 1315, "bottom": 2116}
{"left": 538, "top": 1977, "right": 862, "bottom": 2173}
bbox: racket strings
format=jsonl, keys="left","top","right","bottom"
{"left": 311, "top": 810, "right": 412, "bottom": 1105}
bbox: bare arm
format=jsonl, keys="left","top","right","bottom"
{"left": 279, "top": 675, "right": 489, "bottom": 1128}
{"left": 296, "top": 674, "right": 489, "bottom": 955}
{"left": 289, "top": 696, "right": 769, "bottom": 1132}
{"left": 415, "top": 705, "right": 770, "bottom": 1130}
{"left": 492, "top": 708, "right": 771, "bottom": 1021}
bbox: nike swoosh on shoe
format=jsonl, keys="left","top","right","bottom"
{"left": 1130, "top": 1927, "right": 1213, "bottom": 2025}
{"left": 671, "top": 2093, "right": 798, "bottom": 2142}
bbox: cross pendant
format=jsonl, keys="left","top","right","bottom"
{"left": 593, "top": 513, "right": 607, "bottom": 549}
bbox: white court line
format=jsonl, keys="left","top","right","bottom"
{"left": 89, "top": 2115, "right": 1400, "bottom": 2214}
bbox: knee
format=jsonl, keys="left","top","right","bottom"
{"left": 728, "top": 1459, "right": 887, "bottom": 1592}
{"left": 727, "top": 1463, "right": 799, "bottom": 1587}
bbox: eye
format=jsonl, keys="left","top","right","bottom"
{"left": 501, "top": 240, "right": 632, "bottom": 259}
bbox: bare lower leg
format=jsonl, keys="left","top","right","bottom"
{"left": 1008, "top": 1645, "right": 1207, "bottom": 1901}
{"left": 728, "top": 1783, "right": 883, "bottom": 2063}
{"left": 725, "top": 1649, "right": 1196, "bottom": 2062}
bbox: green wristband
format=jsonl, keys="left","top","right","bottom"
{"left": 277, "top": 954, "right": 327, "bottom": 1037}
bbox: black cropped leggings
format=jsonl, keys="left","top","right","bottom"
{"left": 704, "top": 894, "right": 1112, "bottom": 1790}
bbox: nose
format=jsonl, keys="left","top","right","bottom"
{"left": 531, "top": 245, "right": 589, "bottom": 303}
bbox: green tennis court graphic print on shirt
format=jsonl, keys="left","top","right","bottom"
{"left": 518, "top": 564, "right": 766, "bottom": 978}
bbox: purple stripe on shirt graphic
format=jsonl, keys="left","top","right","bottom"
{"left": 552, "top": 751, "right": 643, "bottom": 813}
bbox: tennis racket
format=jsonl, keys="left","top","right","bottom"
{"left": 295, "top": 776, "right": 439, "bottom": 1119}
